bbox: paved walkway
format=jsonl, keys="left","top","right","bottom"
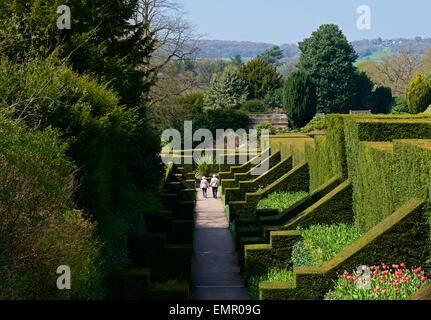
{"left": 192, "top": 188, "right": 250, "bottom": 300}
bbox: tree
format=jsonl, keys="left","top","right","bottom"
{"left": 351, "top": 70, "right": 374, "bottom": 110}
{"left": 230, "top": 54, "right": 243, "bottom": 68}
{"left": 406, "top": 74, "right": 431, "bottom": 114}
{"left": 204, "top": 65, "right": 248, "bottom": 109}
{"left": 258, "top": 45, "right": 284, "bottom": 66}
{"left": 282, "top": 70, "right": 317, "bottom": 129}
{"left": 239, "top": 58, "right": 281, "bottom": 99}
{"left": 195, "top": 58, "right": 228, "bottom": 89}
{"left": 133, "top": 0, "right": 200, "bottom": 101}
{"left": 298, "top": 24, "right": 359, "bottom": 113}
{"left": 358, "top": 47, "right": 424, "bottom": 97}
{"left": 369, "top": 86, "right": 393, "bottom": 114}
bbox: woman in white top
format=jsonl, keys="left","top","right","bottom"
{"left": 210, "top": 174, "right": 219, "bottom": 199}
{"left": 200, "top": 177, "right": 209, "bottom": 198}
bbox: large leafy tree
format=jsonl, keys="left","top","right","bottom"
{"left": 282, "top": 70, "right": 317, "bottom": 129}
{"left": 406, "top": 74, "right": 431, "bottom": 114}
{"left": 298, "top": 24, "right": 359, "bottom": 113}
{"left": 239, "top": 58, "right": 281, "bottom": 99}
{"left": 204, "top": 65, "right": 248, "bottom": 109}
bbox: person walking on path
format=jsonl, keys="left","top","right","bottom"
{"left": 210, "top": 174, "right": 219, "bottom": 199}
{"left": 200, "top": 176, "right": 209, "bottom": 198}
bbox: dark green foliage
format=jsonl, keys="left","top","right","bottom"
{"left": 0, "top": 0, "right": 151, "bottom": 108}
{"left": 351, "top": 70, "right": 374, "bottom": 111}
{"left": 241, "top": 99, "right": 267, "bottom": 113}
{"left": 230, "top": 54, "right": 244, "bottom": 68}
{"left": 0, "top": 115, "right": 102, "bottom": 299}
{"left": 406, "top": 74, "right": 431, "bottom": 114}
{"left": 239, "top": 58, "right": 282, "bottom": 99}
{"left": 283, "top": 70, "right": 317, "bottom": 129}
{"left": 263, "top": 87, "right": 283, "bottom": 109}
{"left": 298, "top": 24, "right": 359, "bottom": 113}
{"left": 369, "top": 86, "right": 393, "bottom": 114}
{"left": 258, "top": 45, "right": 284, "bottom": 66}
{"left": 0, "top": 57, "right": 163, "bottom": 274}
{"left": 193, "top": 108, "right": 249, "bottom": 136}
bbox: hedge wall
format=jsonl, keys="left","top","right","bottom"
{"left": 259, "top": 198, "right": 430, "bottom": 300}
{"left": 224, "top": 156, "right": 293, "bottom": 203}
{"left": 128, "top": 233, "right": 192, "bottom": 282}
{"left": 241, "top": 179, "right": 353, "bottom": 277}
{"left": 228, "top": 162, "right": 309, "bottom": 223}
{"left": 219, "top": 148, "right": 270, "bottom": 181}
{"left": 244, "top": 231, "right": 301, "bottom": 279}
{"left": 304, "top": 135, "right": 340, "bottom": 192}
{"left": 354, "top": 142, "right": 399, "bottom": 232}
{"left": 222, "top": 151, "right": 281, "bottom": 195}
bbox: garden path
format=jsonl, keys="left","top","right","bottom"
{"left": 192, "top": 188, "right": 250, "bottom": 300}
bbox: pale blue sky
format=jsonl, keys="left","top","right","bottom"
{"left": 181, "top": 0, "right": 431, "bottom": 44}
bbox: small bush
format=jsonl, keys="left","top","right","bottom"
{"left": 257, "top": 191, "right": 308, "bottom": 212}
{"left": 301, "top": 116, "right": 327, "bottom": 132}
{"left": 296, "top": 224, "right": 363, "bottom": 266}
{"left": 254, "top": 122, "right": 276, "bottom": 135}
{"left": 241, "top": 99, "right": 267, "bottom": 113}
{"left": 406, "top": 74, "right": 431, "bottom": 114}
{"left": 248, "top": 268, "right": 293, "bottom": 300}
{"left": 195, "top": 155, "right": 217, "bottom": 179}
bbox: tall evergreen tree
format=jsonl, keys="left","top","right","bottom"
{"left": 298, "top": 24, "right": 359, "bottom": 113}
{"left": 283, "top": 70, "right": 317, "bottom": 129}
{"left": 239, "top": 58, "right": 281, "bottom": 99}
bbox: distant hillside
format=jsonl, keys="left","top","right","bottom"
{"left": 194, "top": 37, "right": 431, "bottom": 62}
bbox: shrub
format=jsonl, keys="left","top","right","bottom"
{"left": 248, "top": 267, "right": 293, "bottom": 300}
{"left": 175, "top": 92, "right": 204, "bottom": 115}
{"left": 254, "top": 121, "right": 276, "bottom": 135}
{"left": 406, "top": 74, "right": 431, "bottom": 114}
{"left": 301, "top": 116, "right": 327, "bottom": 133}
{"left": 283, "top": 70, "right": 317, "bottom": 129}
{"left": 195, "top": 155, "right": 217, "bottom": 179}
{"left": 257, "top": 191, "right": 308, "bottom": 212}
{"left": 241, "top": 99, "right": 267, "bottom": 113}
{"left": 296, "top": 224, "right": 363, "bottom": 266}
{"left": 390, "top": 97, "right": 409, "bottom": 114}
{"left": 193, "top": 109, "right": 249, "bottom": 136}
{"left": 0, "top": 115, "right": 102, "bottom": 299}
{"left": 329, "top": 263, "right": 430, "bottom": 300}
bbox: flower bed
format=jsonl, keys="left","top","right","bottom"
{"left": 257, "top": 191, "right": 308, "bottom": 212}
{"left": 292, "top": 224, "right": 363, "bottom": 267}
{"left": 326, "top": 263, "right": 430, "bottom": 300}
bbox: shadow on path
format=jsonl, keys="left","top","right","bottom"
{"left": 192, "top": 188, "right": 250, "bottom": 300}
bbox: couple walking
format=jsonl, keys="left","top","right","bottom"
{"left": 200, "top": 174, "right": 219, "bottom": 199}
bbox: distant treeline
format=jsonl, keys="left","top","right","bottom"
{"left": 193, "top": 37, "right": 431, "bottom": 60}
